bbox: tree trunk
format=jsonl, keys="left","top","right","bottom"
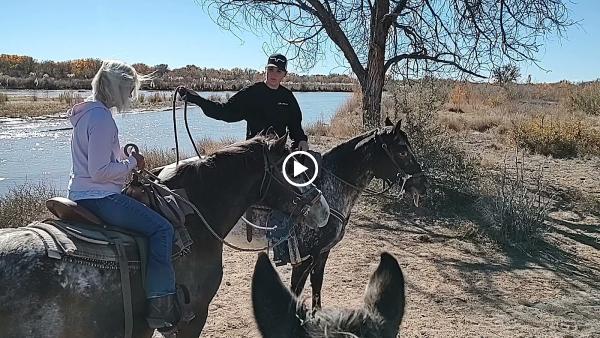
{"left": 361, "top": 71, "right": 384, "bottom": 130}
{"left": 360, "top": 0, "right": 388, "bottom": 131}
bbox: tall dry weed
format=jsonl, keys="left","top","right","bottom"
{"left": 475, "top": 154, "right": 552, "bottom": 245}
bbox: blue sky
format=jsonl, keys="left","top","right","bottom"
{"left": 1, "top": 0, "right": 598, "bottom": 82}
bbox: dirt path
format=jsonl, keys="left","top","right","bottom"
{"left": 193, "top": 198, "right": 600, "bottom": 337}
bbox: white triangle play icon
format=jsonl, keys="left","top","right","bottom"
{"left": 293, "top": 160, "right": 308, "bottom": 177}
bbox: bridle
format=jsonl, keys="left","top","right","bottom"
{"left": 255, "top": 145, "right": 323, "bottom": 219}
{"left": 322, "top": 128, "right": 424, "bottom": 198}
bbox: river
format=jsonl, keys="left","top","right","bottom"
{"left": 0, "top": 90, "right": 351, "bottom": 195}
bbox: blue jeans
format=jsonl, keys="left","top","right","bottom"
{"left": 77, "top": 193, "right": 176, "bottom": 298}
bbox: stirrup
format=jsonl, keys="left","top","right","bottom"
{"left": 146, "top": 294, "right": 180, "bottom": 330}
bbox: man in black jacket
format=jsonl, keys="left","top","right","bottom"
{"left": 177, "top": 54, "right": 309, "bottom": 151}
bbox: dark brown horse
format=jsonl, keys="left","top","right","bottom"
{"left": 0, "top": 134, "right": 329, "bottom": 338}
{"left": 252, "top": 251, "right": 406, "bottom": 338}
{"left": 291, "top": 118, "right": 426, "bottom": 309}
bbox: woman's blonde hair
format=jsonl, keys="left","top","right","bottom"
{"left": 91, "top": 60, "right": 153, "bottom": 112}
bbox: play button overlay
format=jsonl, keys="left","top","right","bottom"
{"left": 293, "top": 161, "right": 309, "bottom": 177}
{"left": 282, "top": 151, "right": 319, "bottom": 187}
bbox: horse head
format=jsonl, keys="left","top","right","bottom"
{"left": 367, "top": 117, "right": 427, "bottom": 207}
{"left": 252, "top": 252, "right": 405, "bottom": 338}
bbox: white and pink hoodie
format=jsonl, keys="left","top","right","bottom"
{"left": 66, "top": 100, "right": 138, "bottom": 200}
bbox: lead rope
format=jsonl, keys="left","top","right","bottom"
{"left": 172, "top": 87, "right": 202, "bottom": 168}
{"left": 171, "top": 88, "right": 181, "bottom": 167}
{"left": 132, "top": 167, "right": 300, "bottom": 252}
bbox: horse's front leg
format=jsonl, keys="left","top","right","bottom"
{"left": 173, "top": 261, "right": 223, "bottom": 338}
{"left": 172, "top": 304, "right": 209, "bottom": 338}
{"left": 290, "top": 256, "right": 314, "bottom": 296}
{"left": 310, "top": 251, "right": 330, "bottom": 309}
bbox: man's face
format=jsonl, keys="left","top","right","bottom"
{"left": 265, "top": 66, "right": 286, "bottom": 88}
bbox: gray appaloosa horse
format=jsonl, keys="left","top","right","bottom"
{"left": 252, "top": 251, "right": 405, "bottom": 338}
{"left": 0, "top": 134, "right": 329, "bottom": 338}
{"left": 291, "top": 118, "right": 426, "bottom": 309}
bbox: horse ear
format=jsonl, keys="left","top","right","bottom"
{"left": 270, "top": 132, "right": 288, "bottom": 151}
{"left": 393, "top": 119, "right": 403, "bottom": 134}
{"left": 363, "top": 252, "right": 406, "bottom": 328}
{"left": 252, "top": 253, "right": 302, "bottom": 338}
{"left": 265, "top": 126, "right": 280, "bottom": 138}
{"left": 385, "top": 117, "right": 394, "bottom": 127}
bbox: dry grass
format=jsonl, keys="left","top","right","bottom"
{"left": 143, "top": 148, "right": 185, "bottom": 170}
{"left": 57, "top": 91, "right": 84, "bottom": 105}
{"left": 0, "top": 99, "right": 69, "bottom": 117}
{"left": 305, "top": 119, "right": 330, "bottom": 137}
{"left": 142, "top": 136, "right": 237, "bottom": 170}
{"left": 327, "top": 91, "right": 362, "bottom": 138}
{"left": 0, "top": 92, "right": 7, "bottom": 104}
{"left": 0, "top": 182, "right": 57, "bottom": 228}
{"left": 513, "top": 116, "right": 600, "bottom": 158}
{"left": 195, "top": 136, "right": 238, "bottom": 155}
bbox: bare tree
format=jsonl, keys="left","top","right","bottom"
{"left": 199, "top": 0, "right": 571, "bottom": 129}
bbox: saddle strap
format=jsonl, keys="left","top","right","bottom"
{"left": 114, "top": 241, "right": 133, "bottom": 338}
{"left": 27, "top": 227, "right": 62, "bottom": 259}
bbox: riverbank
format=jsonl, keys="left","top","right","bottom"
{"left": 0, "top": 93, "right": 178, "bottom": 118}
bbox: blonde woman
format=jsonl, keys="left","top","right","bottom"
{"left": 66, "top": 60, "right": 179, "bottom": 329}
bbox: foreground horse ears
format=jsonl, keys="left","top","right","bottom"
{"left": 385, "top": 117, "right": 394, "bottom": 126}
{"left": 252, "top": 252, "right": 406, "bottom": 338}
{"left": 364, "top": 252, "right": 406, "bottom": 327}
{"left": 252, "top": 253, "right": 301, "bottom": 337}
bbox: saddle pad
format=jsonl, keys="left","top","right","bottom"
{"left": 25, "top": 219, "right": 189, "bottom": 269}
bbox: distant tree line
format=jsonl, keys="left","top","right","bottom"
{"left": 0, "top": 54, "right": 354, "bottom": 92}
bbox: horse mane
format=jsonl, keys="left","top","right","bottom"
{"left": 323, "top": 129, "right": 377, "bottom": 165}
{"left": 299, "top": 305, "right": 385, "bottom": 338}
{"left": 164, "top": 134, "right": 276, "bottom": 186}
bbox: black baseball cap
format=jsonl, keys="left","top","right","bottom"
{"left": 266, "top": 53, "right": 287, "bottom": 72}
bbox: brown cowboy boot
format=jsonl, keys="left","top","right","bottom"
{"left": 146, "top": 294, "right": 180, "bottom": 330}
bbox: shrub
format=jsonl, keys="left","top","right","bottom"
{"left": 566, "top": 81, "right": 600, "bottom": 115}
{"left": 475, "top": 156, "right": 551, "bottom": 244}
{"left": 513, "top": 116, "right": 600, "bottom": 158}
{"left": 0, "top": 182, "right": 57, "bottom": 228}
{"left": 394, "top": 78, "right": 481, "bottom": 212}
{"left": 492, "top": 64, "right": 521, "bottom": 84}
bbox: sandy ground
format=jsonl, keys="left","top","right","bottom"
{"left": 192, "top": 196, "right": 600, "bottom": 337}
{"left": 155, "top": 132, "right": 600, "bottom": 338}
